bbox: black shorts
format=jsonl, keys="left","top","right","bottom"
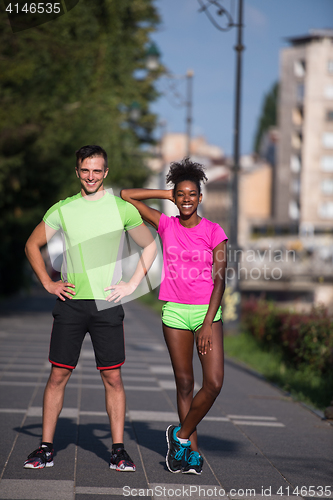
{"left": 49, "top": 299, "right": 125, "bottom": 370}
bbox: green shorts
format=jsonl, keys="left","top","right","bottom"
{"left": 161, "top": 302, "right": 222, "bottom": 332}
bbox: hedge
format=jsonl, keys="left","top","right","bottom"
{"left": 242, "top": 298, "right": 333, "bottom": 376}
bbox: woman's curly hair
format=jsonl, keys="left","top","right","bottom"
{"left": 166, "top": 157, "right": 207, "bottom": 195}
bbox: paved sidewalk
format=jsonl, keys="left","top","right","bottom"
{"left": 0, "top": 297, "right": 332, "bottom": 500}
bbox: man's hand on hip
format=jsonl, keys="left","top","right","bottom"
{"left": 104, "top": 281, "right": 137, "bottom": 303}
{"left": 45, "top": 281, "right": 76, "bottom": 301}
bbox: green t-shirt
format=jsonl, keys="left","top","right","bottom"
{"left": 43, "top": 190, "right": 142, "bottom": 300}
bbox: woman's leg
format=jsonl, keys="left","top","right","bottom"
{"left": 162, "top": 324, "right": 199, "bottom": 451}
{"left": 177, "top": 321, "right": 224, "bottom": 441}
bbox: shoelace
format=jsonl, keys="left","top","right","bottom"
{"left": 113, "top": 448, "right": 131, "bottom": 462}
{"left": 27, "top": 448, "right": 45, "bottom": 459}
{"left": 187, "top": 452, "right": 201, "bottom": 466}
{"left": 174, "top": 442, "right": 191, "bottom": 460}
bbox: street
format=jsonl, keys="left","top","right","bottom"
{"left": 0, "top": 296, "right": 332, "bottom": 500}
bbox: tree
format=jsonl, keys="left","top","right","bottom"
{"left": 0, "top": 0, "right": 162, "bottom": 294}
{"left": 253, "top": 82, "right": 278, "bottom": 154}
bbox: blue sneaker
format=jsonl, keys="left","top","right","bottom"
{"left": 165, "top": 425, "right": 191, "bottom": 473}
{"left": 182, "top": 451, "right": 204, "bottom": 475}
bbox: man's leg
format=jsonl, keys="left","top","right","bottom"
{"left": 100, "top": 367, "right": 135, "bottom": 471}
{"left": 42, "top": 365, "right": 72, "bottom": 443}
{"left": 100, "top": 368, "right": 125, "bottom": 444}
{"left": 24, "top": 365, "right": 72, "bottom": 469}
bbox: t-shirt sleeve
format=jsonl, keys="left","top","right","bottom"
{"left": 43, "top": 202, "right": 62, "bottom": 230}
{"left": 124, "top": 201, "right": 143, "bottom": 230}
{"left": 157, "top": 212, "right": 170, "bottom": 236}
{"left": 211, "top": 223, "right": 228, "bottom": 249}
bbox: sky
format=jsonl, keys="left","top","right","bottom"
{"left": 150, "top": 0, "right": 333, "bottom": 156}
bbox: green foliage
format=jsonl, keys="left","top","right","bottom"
{"left": 242, "top": 298, "right": 333, "bottom": 376}
{"left": 0, "top": 0, "right": 163, "bottom": 293}
{"left": 224, "top": 331, "right": 333, "bottom": 410}
{"left": 253, "top": 82, "right": 278, "bottom": 153}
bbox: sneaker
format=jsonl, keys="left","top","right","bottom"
{"left": 165, "top": 425, "right": 191, "bottom": 473}
{"left": 109, "top": 447, "right": 136, "bottom": 471}
{"left": 182, "top": 451, "right": 204, "bottom": 475}
{"left": 24, "top": 446, "right": 54, "bottom": 469}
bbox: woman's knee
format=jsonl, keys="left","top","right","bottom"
{"left": 203, "top": 376, "right": 223, "bottom": 399}
{"left": 175, "top": 374, "right": 194, "bottom": 397}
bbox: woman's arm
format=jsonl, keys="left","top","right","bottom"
{"left": 196, "top": 240, "right": 228, "bottom": 355}
{"left": 120, "top": 188, "right": 174, "bottom": 230}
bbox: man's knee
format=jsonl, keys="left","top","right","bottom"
{"left": 100, "top": 368, "right": 123, "bottom": 391}
{"left": 48, "top": 366, "right": 72, "bottom": 388}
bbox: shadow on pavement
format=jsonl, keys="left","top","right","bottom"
{"left": 15, "top": 420, "right": 239, "bottom": 465}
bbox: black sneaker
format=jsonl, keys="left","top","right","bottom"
{"left": 109, "top": 447, "right": 136, "bottom": 471}
{"left": 24, "top": 446, "right": 54, "bottom": 469}
{"left": 182, "top": 451, "right": 204, "bottom": 475}
{"left": 165, "top": 425, "right": 191, "bottom": 473}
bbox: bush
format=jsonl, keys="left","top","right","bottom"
{"left": 242, "top": 299, "right": 333, "bottom": 376}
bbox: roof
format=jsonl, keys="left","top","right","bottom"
{"left": 286, "top": 29, "right": 333, "bottom": 46}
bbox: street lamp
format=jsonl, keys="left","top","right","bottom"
{"left": 146, "top": 42, "right": 161, "bottom": 71}
{"left": 198, "top": 0, "right": 244, "bottom": 330}
{"left": 162, "top": 69, "right": 194, "bottom": 157}
{"left": 186, "top": 69, "right": 194, "bottom": 157}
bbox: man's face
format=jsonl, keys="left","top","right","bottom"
{"left": 76, "top": 156, "right": 108, "bottom": 196}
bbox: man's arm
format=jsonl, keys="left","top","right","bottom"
{"left": 25, "top": 221, "right": 75, "bottom": 301}
{"left": 104, "top": 223, "right": 157, "bottom": 303}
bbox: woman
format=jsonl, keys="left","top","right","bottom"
{"left": 121, "top": 158, "right": 227, "bottom": 475}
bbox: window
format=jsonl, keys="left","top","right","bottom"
{"left": 324, "top": 86, "right": 333, "bottom": 99}
{"left": 321, "top": 156, "right": 333, "bottom": 172}
{"left": 291, "top": 133, "right": 302, "bottom": 149}
{"left": 326, "top": 110, "right": 333, "bottom": 122}
{"left": 296, "top": 83, "right": 304, "bottom": 102}
{"left": 292, "top": 107, "right": 303, "bottom": 126}
{"left": 328, "top": 60, "right": 333, "bottom": 74}
{"left": 318, "top": 202, "right": 333, "bottom": 219}
{"left": 291, "top": 179, "right": 300, "bottom": 194}
{"left": 321, "top": 179, "right": 333, "bottom": 195}
{"left": 289, "top": 200, "right": 299, "bottom": 220}
{"left": 322, "top": 133, "right": 333, "bottom": 148}
{"left": 290, "top": 155, "right": 301, "bottom": 173}
{"left": 294, "top": 60, "right": 306, "bottom": 77}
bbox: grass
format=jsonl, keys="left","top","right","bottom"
{"left": 224, "top": 331, "right": 332, "bottom": 411}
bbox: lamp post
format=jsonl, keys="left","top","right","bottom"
{"left": 186, "top": 69, "right": 194, "bottom": 156}
{"left": 162, "top": 70, "right": 194, "bottom": 157}
{"left": 146, "top": 42, "right": 161, "bottom": 71}
{"left": 198, "top": 0, "right": 244, "bottom": 329}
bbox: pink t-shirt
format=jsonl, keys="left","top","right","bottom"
{"left": 157, "top": 213, "right": 228, "bottom": 304}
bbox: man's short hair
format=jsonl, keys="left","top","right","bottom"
{"left": 75, "top": 145, "right": 108, "bottom": 170}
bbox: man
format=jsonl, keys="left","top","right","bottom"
{"left": 24, "top": 145, "right": 156, "bottom": 471}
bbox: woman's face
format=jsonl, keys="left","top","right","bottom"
{"left": 174, "top": 180, "right": 202, "bottom": 217}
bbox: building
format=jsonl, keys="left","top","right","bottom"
{"left": 275, "top": 29, "right": 333, "bottom": 234}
